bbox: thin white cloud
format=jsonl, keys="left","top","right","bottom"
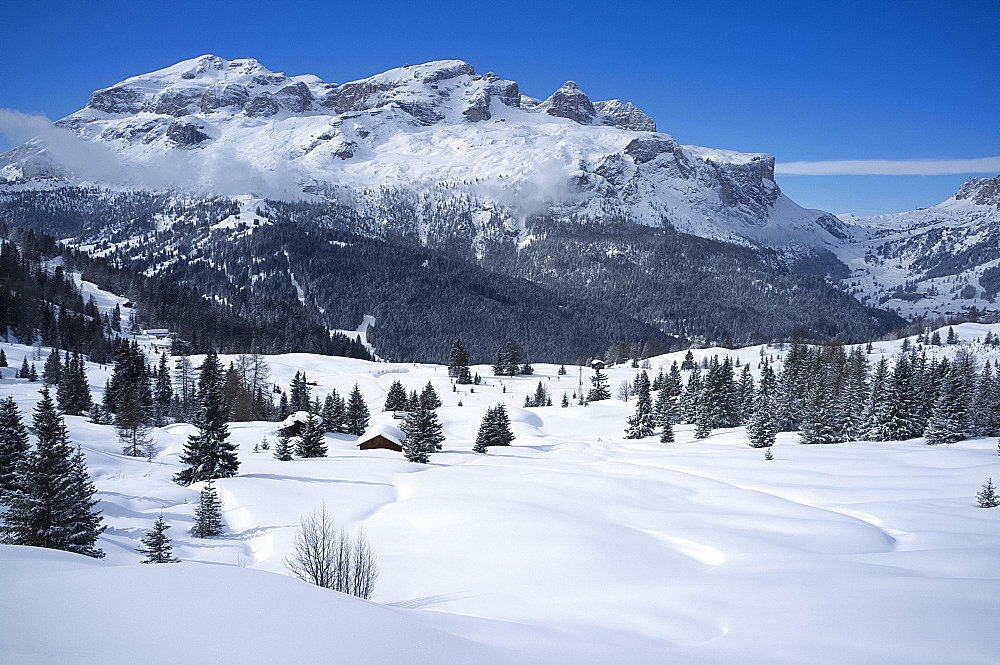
{"left": 775, "top": 156, "right": 1000, "bottom": 176}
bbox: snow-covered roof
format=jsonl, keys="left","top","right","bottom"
{"left": 357, "top": 424, "right": 405, "bottom": 445}
{"left": 280, "top": 411, "right": 322, "bottom": 428}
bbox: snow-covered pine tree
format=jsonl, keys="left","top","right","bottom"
{"left": 561, "top": 393, "right": 569, "bottom": 408}
{"left": 736, "top": 364, "right": 755, "bottom": 425}
{"left": 449, "top": 338, "right": 471, "bottom": 384}
{"left": 420, "top": 381, "right": 442, "bottom": 409}
{"left": 680, "top": 366, "right": 703, "bottom": 423}
{"left": 492, "top": 347, "right": 506, "bottom": 377}
{"left": 0, "top": 388, "right": 105, "bottom": 557}
{"left": 0, "top": 396, "right": 30, "bottom": 493}
{"left": 764, "top": 447, "right": 774, "bottom": 460}
{"left": 295, "top": 409, "right": 327, "bottom": 458}
{"left": 273, "top": 432, "right": 294, "bottom": 461}
{"left": 693, "top": 391, "right": 712, "bottom": 439}
{"left": 625, "top": 371, "right": 655, "bottom": 439}
{"left": 747, "top": 380, "right": 777, "bottom": 448}
{"left": 865, "top": 357, "right": 893, "bottom": 441}
{"left": 401, "top": 400, "right": 444, "bottom": 462}
{"left": 680, "top": 350, "right": 695, "bottom": 370}
{"left": 884, "top": 355, "right": 923, "bottom": 441}
{"left": 42, "top": 348, "right": 62, "bottom": 386}
{"left": 320, "top": 393, "right": 337, "bottom": 433}
{"left": 925, "top": 361, "right": 967, "bottom": 445}
{"left": 0, "top": 349, "right": 7, "bottom": 367}
{"left": 383, "top": 381, "right": 406, "bottom": 411}
{"left": 587, "top": 363, "right": 611, "bottom": 402}
{"left": 174, "top": 351, "right": 239, "bottom": 485}
{"left": 976, "top": 477, "right": 999, "bottom": 508}
{"left": 971, "top": 361, "right": 997, "bottom": 437}
{"left": 191, "top": 479, "right": 225, "bottom": 537}
{"left": 345, "top": 384, "right": 371, "bottom": 436}
{"left": 137, "top": 513, "right": 180, "bottom": 563}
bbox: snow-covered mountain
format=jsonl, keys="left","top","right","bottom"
{"left": 836, "top": 174, "right": 1000, "bottom": 318}
{"left": 0, "top": 54, "right": 845, "bottom": 249}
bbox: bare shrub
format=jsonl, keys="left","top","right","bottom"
{"left": 284, "top": 502, "right": 379, "bottom": 599}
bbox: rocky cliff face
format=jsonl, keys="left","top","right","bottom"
{"left": 1, "top": 55, "right": 844, "bottom": 251}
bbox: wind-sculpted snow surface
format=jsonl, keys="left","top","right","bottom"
{"left": 2, "top": 324, "right": 1000, "bottom": 663}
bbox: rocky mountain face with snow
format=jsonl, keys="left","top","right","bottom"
{"left": 0, "top": 55, "right": 945, "bottom": 353}
{"left": 1, "top": 55, "right": 845, "bottom": 249}
{"left": 835, "top": 174, "right": 1000, "bottom": 320}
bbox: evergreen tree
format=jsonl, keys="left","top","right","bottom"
{"left": 946, "top": 327, "right": 957, "bottom": 344}
{"left": 492, "top": 346, "right": 506, "bottom": 377}
{"left": 587, "top": 363, "right": 611, "bottom": 402}
{"left": 558, "top": 364, "right": 567, "bottom": 376}
{"left": 273, "top": 432, "right": 294, "bottom": 461}
{"left": 505, "top": 341, "right": 523, "bottom": 376}
{"left": 865, "top": 358, "right": 893, "bottom": 441}
{"left": 190, "top": 479, "right": 225, "bottom": 537}
{"left": 28, "top": 362, "right": 38, "bottom": 382}
{"left": 884, "top": 355, "right": 922, "bottom": 440}
{"left": 278, "top": 391, "right": 290, "bottom": 420}
{"left": 401, "top": 401, "right": 445, "bottom": 462}
{"left": 976, "top": 477, "right": 999, "bottom": 508}
{"left": 0, "top": 388, "right": 104, "bottom": 557}
{"left": 625, "top": 371, "right": 655, "bottom": 439}
{"left": 154, "top": 352, "right": 173, "bottom": 423}
{"left": 345, "top": 384, "right": 371, "bottom": 436}
{"left": 736, "top": 364, "right": 755, "bottom": 425}
{"left": 137, "top": 514, "right": 180, "bottom": 563}
{"left": 930, "top": 330, "right": 941, "bottom": 346}
{"left": 925, "top": 362, "right": 967, "bottom": 445}
{"left": 320, "top": 393, "right": 337, "bottom": 433}
{"left": 473, "top": 405, "right": 515, "bottom": 453}
{"left": 0, "top": 349, "right": 6, "bottom": 367}
{"left": 448, "top": 338, "right": 471, "bottom": 383}
{"left": 747, "top": 381, "right": 777, "bottom": 449}
{"left": 420, "top": 381, "right": 442, "bottom": 410}
{"left": 384, "top": 381, "right": 408, "bottom": 411}
{"left": 295, "top": 409, "right": 327, "bottom": 458}
{"left": 0, "top": 397, "right": 31, "bottom": 493}
{"left": 561, "top": 392, "right": 569, "bottom": 408}
{"left": 174, "top": 351, "right": 239, "bottom": 485}
{"left": 680, "top": 350, "right": 695, "bottom": 370}
{"left": 18, "top": 357, "right": 29, "bottom": 379}
{"left": 680, "top": 366, "right": 703, "bottom": 423}
{"left": 764, "top": 447, "right": 774, "bottom": 461}
{"left": 693, "top": 391, "right": 712, "bottom": 439}
{"left": 42, "top": 348, "right": 62, "bottom": 386}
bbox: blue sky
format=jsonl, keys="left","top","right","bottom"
{"left": 2, "top": 0, "right": 997, "bottom": 214}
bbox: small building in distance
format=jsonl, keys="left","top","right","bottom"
{"left": 357, "top": 424, "right": 405, "bottom": 452}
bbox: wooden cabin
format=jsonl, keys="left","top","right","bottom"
{"left": 357, "top": 424, "right": 405, "bottom": 452}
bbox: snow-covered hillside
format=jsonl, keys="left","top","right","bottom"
{"left": 836, "top": 174, "right": 1000, "bottom": 318}
{"left": 0, "top": 55, "right": 844, "bottom": 249}
{"left": 2, "top": 321, "right": 999, "bottom": 664}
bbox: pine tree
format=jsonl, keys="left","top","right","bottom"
{"left": 865, "top": 358, "right": 893, "bottom": 441}
{"left": 473, "top": 404, "right": 515, "bottom": 453}
{"left": 402, "top": 400, "right": 445, "bottom": 462}
{"left": 561, "top": 392, "right": 569, "bottom": 408}
{"left": 278, "top": 391, "right": 290, "bottom": 420}
{"left": 506, "top": 341, "right": 523, "bottom": 376}
{"left": 693, "top": 391, "right": 712, "bottom": 439}
{"left": 190, "top": 479, "right": 225, "bottom": 537}
{"left": 680, "top": 366, "right": 703, "bottom": 423}
{"left": 43, "top": 348, "right": 62, "bottom": 386}
{"left": 764, "top": 447, "right": 774, "bottom": 461}
{"left": 884, "top": 355, "right": 922, "bottom": 440}
{"left": 420, "top": 382, "right": 442, "bottom": 410}
{"left": 174, "top": 351, "right": 239, "bottom": 485}
{"left": 295, "top": 409, "right": 327, "bottom": 458}
{"left": 925, "top": 362, "right": 966, "bottom": 445}
{"left": 0, "top": 349, "right": 6, "bottom": 367}
{"left": 947, "top": 327, "right": 957, "bottom": 345}
{"left": 273, "top": 432, "right": 294, "bottom": 461}
{"left": 680, "top": 350, "right": 696, "bottom": 370}
{"left": 0, "top": 397, "right": 31, "bottom": 493}
{"left": 558, "top": 364, "right": 567, "bottom": 376}
{"left": 18, "top": 356, "right": 29, "bottom": 379}
{"left": 747, "top": 382, "right": 776, "bottom": 449}
{"left": 345, "top": 384, "right": 370, "bottom": 436}
{"left": 154, "top": 352, "right": 173, "bottom": 423}
{"left": 0, "top": 388, "right": 104, "bottom": 557}
{"left": 587, "top": 363, "right": 611, "bottom": 401}
{"left": 449, "top": 338, "right": 471, "bottom": 383}
{"left": 976, "top": 477, "right": 999, "bottom": 508}
{"left": 625, "top": 371, "right": 655, "bottom": 439}
{"left": 137, "top": 514, "right": 180, "bottom": 563}
{"left": 384, "top": 381, "right": 408, "bottom": 411}
{"left": 492, "top": 347, "right": 506, "bottom": 376}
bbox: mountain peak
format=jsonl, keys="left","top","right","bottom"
{"left": 954, "top": 174, "right": 1000, "bottom": 208}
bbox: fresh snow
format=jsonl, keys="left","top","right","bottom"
{"left": 2, "top": 321, "right": 1000, "bottom": 663}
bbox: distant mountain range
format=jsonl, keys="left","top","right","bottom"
{"left": 2, "top": 55, "right": 995, "bottom": 360}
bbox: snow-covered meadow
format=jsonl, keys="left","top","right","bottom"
{"left": 2, "top": 323, "right": 1000, "bottom": 664}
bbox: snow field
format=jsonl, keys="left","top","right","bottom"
{"left": 1, "top": 323, "right": 1000, "bottom": 663}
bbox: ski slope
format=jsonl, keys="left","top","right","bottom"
{"left": 1, "top": 326, "right": 1000, "bottom": 664}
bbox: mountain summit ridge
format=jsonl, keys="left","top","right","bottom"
{"left": 1, "top": 55, "right": 844, "bottom": 250}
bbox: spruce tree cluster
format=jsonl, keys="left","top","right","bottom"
{"left": 174, "top": 351, "right": 239, "bottom": 484}
{"left": 625, "top": 371, "right": 656, "bottom": 439}
{"left": 0, "top": 388, "right": 105, "bottom": 557}
{"left": 474, "top": 405, "right": 516, "bottom": 453}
